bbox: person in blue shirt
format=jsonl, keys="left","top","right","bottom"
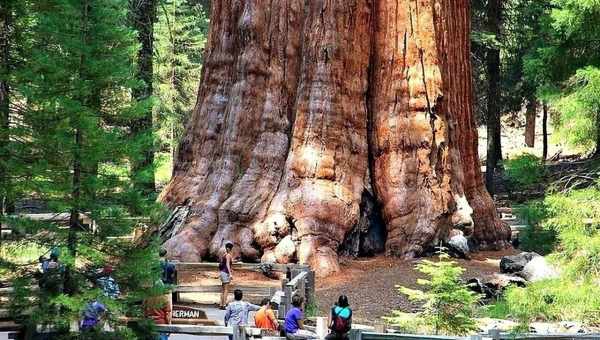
{"left": 96, "top": 265, "right": 120, "bottom": 299}
{"left": 326, "top": 295, "right": 352, "bottom": 340}
{"left": 80, "top": 300, "right": 107, "bottom": 332}
{"left": 284, "top": 294, "right": 317, "bottom": 339}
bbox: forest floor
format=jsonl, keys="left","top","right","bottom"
{"left": 315, "top": 248, "right": 519, "bottom": 325}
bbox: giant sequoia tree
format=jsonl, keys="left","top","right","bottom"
{"left": 160, "top": 0, "right": 511, "bottom": 276}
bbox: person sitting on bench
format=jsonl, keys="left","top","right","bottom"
{"left": 284, "top": 294, "right": 318, "bottom": 339}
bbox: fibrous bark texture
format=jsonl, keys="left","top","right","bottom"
{"left": 160, "top": 0, "right": 510, "bottom": 277}
{"left": 525, "top": 99, "right": 537, "bottom": 148}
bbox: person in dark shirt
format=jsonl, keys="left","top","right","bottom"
{"left": 159, "top": 248, "right": 176, "bottom": 285}
{"left": 219, "top": 242, "right": 234, "bottom": 309}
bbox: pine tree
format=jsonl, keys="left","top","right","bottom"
{"left": 6, "top": 0, "right": 165, "bottom": 336}
{"left": 129, "top": 0, "right": 158, "bottom": 197}
{"left": 153, "top": 0, "right": 208, "bottom": 181}
{"left": 386, "top": 253, "right": 480, "bottom": 336}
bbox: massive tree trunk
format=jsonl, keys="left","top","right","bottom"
{"left": 484, "top": 0, "right": 502, "bottom": 193}
{"left": 525, "top": 98, "right": 536, "bottom": 148}
{"left": 160, "top": 0, "right": 510, "bottom": 276}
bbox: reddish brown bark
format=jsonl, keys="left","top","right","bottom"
{"left": 160, "top": 0, "right": 510, "bottom": 276}
{"left": 438, "top": 2, "right": 511, "bottom": 249}
{"left": 525, "top": 99, "right": 537, "bottom": 148}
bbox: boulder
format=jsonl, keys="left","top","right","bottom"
{"left": 467, "top": 274, "right": 526, "bottom": 301}
{"left": 500, "top": 252, "right": 540, "bottom": 273}
{"left": 273, "top": 235, "right": 296, "bottom": 263}
{"left": 447, "top": 229, "right": 470, "bottom": 259}
{"left": 519, "top": 256, "right": 559, "bottom": 282}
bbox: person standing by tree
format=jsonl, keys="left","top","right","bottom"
{"left": 219, "top": 242, "right": 234, "bottom": 309}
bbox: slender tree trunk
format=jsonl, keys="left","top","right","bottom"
{"left": 485, "top": 0, "right": 502, "bottom": 193}
{"left": 0, "top": 1, "right": 12, "bottom": 222}
{"left": 160, "top": 1, "right": 510, "bottom": 276}
{"left": 130, "top": 0, "right": 157, "bottom": 195}
{"left": 542, "top": 102, "right": 548, "bottom": 160}
{"left": 525, "top": 98, "right": 537, "bottom": 148}
{"left": 595, "top": 110, "right": 600, "bottom": 158}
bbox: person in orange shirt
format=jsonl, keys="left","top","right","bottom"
{"left": 254, "top": 298, "right": 279, "bottom": 331}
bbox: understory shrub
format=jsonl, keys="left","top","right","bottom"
{"left": 514, "top": 202, "right": 557, "bottom": 255}
{"left": 504, "top": 152, "right": 546, "bottom": 188}
{"left": 497, "top": 278, "right": 600, "bottom": 327}
{"left": 488, "top": 185, "right": 600, "bottom": 326}
{"left": 386, "top": 253, "right": 480, "bottom": 336}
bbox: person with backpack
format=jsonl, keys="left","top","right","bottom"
{"left": 39, "top": 247, "right": 65, "bottom": 296}
{"left": 159, "top": 248, "right": 176, "bottom": 285}
{"left": 326, "top": 295, "right": 352, "bottom": 340}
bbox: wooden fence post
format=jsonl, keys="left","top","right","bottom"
{"left": 488, "top": 329, "right": 501, "bottom": 340}
{"left": 280, "top": 278, "right": 289, "bottom": 318}
{"left": 349, "top": 329, "right": 362, "bottom": 340}
{"left": 297, "top": 273, "right": 306, "bottom": 302}
{"left": 284, "top": 282, "right": 293, "bottom": 318}
{"left": 305, "top": 270, "right": 315, "bottom": 306}
{"left": 232, "top": 325, "right": 245, "bottom": 340}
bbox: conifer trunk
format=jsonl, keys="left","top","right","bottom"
{"left": 542, "top": 103, "right": 548, "bottom": 160}
{"left": 485, "top": 0, "right": 502, "bottom": 193}
{"left": 160, "top": 0, "right": 510, "bottom": 276}
{"left": 525, "top": 98, "right": 537, "bottom": 148}
{"left": 130, "top": 0, "right": 157, "bottom": 195}
{"left": 0, "top": 2, "right": 11, "bottom": 218}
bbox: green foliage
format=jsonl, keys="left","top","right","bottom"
{"left": 386, "top": 253, "right": 480, "bottom": 336}
{"left": 523, "top": 0, "right": 600, "bottom": 152}
{"left": 153, "top": 0, "right": 208, "bottom": 182}
{"left": 504, "top": 152, "right": 546, "bottom": 187}
{"left": 0, "top": 0, "right": 168, "bottom": 336}
{"left": 489, "top": 183, "right": 600, "bottom": 326}
{"left": 492, "top": 278, "right": 600, "bottom": 328}
{"left": 513, "top": 202, "right": 557, "bottom": 255}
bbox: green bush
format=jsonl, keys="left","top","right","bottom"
{"left": 386, "top": 253, "right": 480, "bottom": 336}
{"left": 514, "top": 202, "right": 557, "bottom": 255}
{"left": 496, "top": 278, "right": 600, "bottom": 327}
{"left": 487, "top": 186, "right": 600, "bottom": 326}
{"left": 504, "top": 152, "right": 546, "bottom": 187}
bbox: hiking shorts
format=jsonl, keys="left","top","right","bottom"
{"left": 220, "top": 271, "right": 231, "bottom": 284}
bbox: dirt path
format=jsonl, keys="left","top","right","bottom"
{"left": 315, "top": 249, "right": 519, "bottom": 325}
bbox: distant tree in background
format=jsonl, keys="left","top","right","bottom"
{"left": 524, "top": 0, "right": 600, "bottom": 156}
{"left": 153, "top": 0, "right": 208, "bottom": 182}
{"left": 485, "top": 0, "right": 503, "bottom": 193}
{"left": 129, "top": 0, "right": 158, "bottom": 197}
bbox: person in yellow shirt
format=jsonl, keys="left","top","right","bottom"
{"left": 254, "top": 298, "right": 279, "bottom": 331}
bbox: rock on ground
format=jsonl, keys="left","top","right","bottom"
{"left": 519, "top": 256, "right": 559, "bottom": 282}
{"left": 500, "top": 252, "right": 540, "bottom": 274}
